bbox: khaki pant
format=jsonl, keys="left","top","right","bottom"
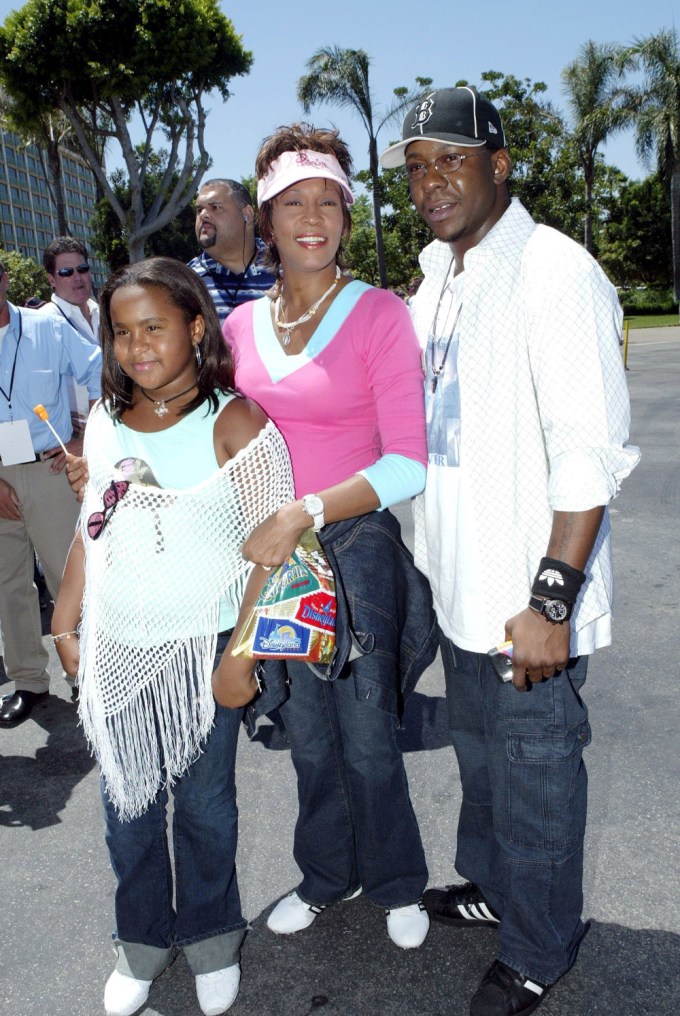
{"left": 0, "top": 460, "right": 79, "bottom": 693}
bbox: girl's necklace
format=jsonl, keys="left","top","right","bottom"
{"left": 139, "top": 383, "right": 197, "bottom": 418}
{"left": 274, "top": 265, "right": 341, "bottom": 346}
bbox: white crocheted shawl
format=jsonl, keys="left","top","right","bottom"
{"left": 78, "top": 401, "right": 294, "bottom": 819}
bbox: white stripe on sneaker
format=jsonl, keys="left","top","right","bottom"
{"left": 458, "top": 902, "right": 498, "bottom": 922}
{"left": 524, "top": 980, "right": 544, "bottom": 996}
{"left": 479, "top": 902, "right": 499, "bottom": 922}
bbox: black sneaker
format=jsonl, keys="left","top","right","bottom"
{"left": 423, "top": 881, "right": 500, "bottom": 928}
{"left": 470, "top": 960, "right": 550, "bottom": 1016}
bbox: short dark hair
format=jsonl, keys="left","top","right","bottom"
{"left": 43, "top": 236, "right": 88, "bottom": 274}
{"left": 197, "top": 178, "right": 253, "bottom": 210}
{"left": 255, "top": 123, "right": 353, "bottom": 275}
{"left": 99, "top": 257, "right": 236, "bottom": 422}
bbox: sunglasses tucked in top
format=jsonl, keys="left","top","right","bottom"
{"left": 405, "top": 150, "right": 488, "bottom": 182}
{"left": 56, "top": 263, "right": 90, "bottom": 277}
{"left": 87, "top": 480, "right": 129, "bottom": 540}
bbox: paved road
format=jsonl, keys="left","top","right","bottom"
{"left": 1, "top": 333, "right": 678, "bottom": 1016}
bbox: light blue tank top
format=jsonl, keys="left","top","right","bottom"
{"left": 107, "top": 391, "right": 236, "bottom": 488}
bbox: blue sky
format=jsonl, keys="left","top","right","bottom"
{"left": 1, "top": 0, "right": 679, "bottom": 188}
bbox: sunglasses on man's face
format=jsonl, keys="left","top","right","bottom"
{"left": 56, "top": 263, "right": 90, "bottom": 278}
{"left": 87, "top": 480, "right": 129, "bottom": 540}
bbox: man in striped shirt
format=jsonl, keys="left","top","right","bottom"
{"left": 188, "top": 179, "right": 276, "bottom": 323}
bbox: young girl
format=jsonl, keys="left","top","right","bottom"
{"left": 52, "top": 258, "right": 293, "bottom": 1016}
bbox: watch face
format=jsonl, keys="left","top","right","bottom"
{"left": 545, "top": 599, "right": 569, "bottom": 622}
{"left": 304, "top": 495, "right": 323, "bottom": 516}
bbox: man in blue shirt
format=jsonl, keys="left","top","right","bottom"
{"left": 0, "top": 260, "right": 102, "bottom": 726}
{"left": 187, "top": 179, "right": 276, "bottom": 323}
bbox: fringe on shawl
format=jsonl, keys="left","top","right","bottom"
{"left": 79, "top": 631, "right": 218, "bottom": 821}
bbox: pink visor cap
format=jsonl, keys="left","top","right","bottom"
{"left": 257, "top": 149, "right": 355, "bottom": 206}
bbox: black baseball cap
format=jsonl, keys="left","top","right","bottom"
{"left": 380, "top": 86, "right": 506, "bottom": 168}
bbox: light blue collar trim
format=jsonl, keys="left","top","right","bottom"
{"left": 253, "top": 279, "right": 371, "bottom": 383}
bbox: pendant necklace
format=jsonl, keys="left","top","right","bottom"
{"left": 139, "top": 383, "right": 197, "bottom": 418}
{"left": 428, "top": 257, "right": 462, "bottom": 394}
{"left": 274, "top": 266, "right": 341, "bottom": 346}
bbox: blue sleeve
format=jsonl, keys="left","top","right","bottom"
{"left": 358, "top": 453, "right": 426, "bottom": 510}
{"left": 57, "top": 319, "right": 102, "bottom": 399}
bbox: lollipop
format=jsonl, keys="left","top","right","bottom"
{"left": 33, "top": 404, "right": 70, "bottom": 456}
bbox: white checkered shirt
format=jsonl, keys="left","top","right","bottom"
{"left": 411, "top": 198, "right": 640, "bottom": 653}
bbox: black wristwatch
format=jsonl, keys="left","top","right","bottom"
{"left": 528, "top": 595, "right": 572, "bottom": 624}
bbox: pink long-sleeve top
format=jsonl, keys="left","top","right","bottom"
{"left": 223, "top": 281, "right": 426, "bottom": 498}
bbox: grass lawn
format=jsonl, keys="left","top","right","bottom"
{"left": 624, "top": 314, "right": 680, "bottom": 329}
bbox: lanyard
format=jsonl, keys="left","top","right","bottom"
{"left": 0, "top": 311, "right": 23, "bottom": 420}
{"left": 206, "top": 250, "right": 257, "bottom": 309}
{"left": 53, "top": 300, "right": 94, "bottom": 341}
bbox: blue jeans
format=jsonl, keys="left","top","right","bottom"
{"left": 278, "top": 660, "right": 428, "bottom": 909}
{"left": 440, "top": 634, "right": 591, "bottom": 984}
{"left": 102, "top": 634, "right": 246, "bottom": 979}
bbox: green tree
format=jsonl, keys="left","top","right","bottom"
{"left": 620, "top": 28, "right": 680, "bottom": 300}
{"left": 344, "top": 193, "right": 378, "bottom": 284}
{"left": 91, "top": 148, "right": 198, "bottom": 270}
{"left": 0, "top": 248, "right": 51, "bottom": 306}
{"left": 358, "top": 167, "right": 432, "bottom": 288}
{"left": 298, "top": 46, "right": 430, "bottom": 288}
{"left": 475, "top": 71, "right": 584, "bottom": 238}
{"left": 561, "top": 41, "right": 631, "bottom": 253}
{"left": 597, "top": 172, "right": 672, "bottom": 287}
{"left": 0, "top": 0, "right": 251, "bottom": 262}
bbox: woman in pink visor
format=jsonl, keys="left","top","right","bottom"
{"left": 218, "top": 123, "right": 436, "bottom": 950}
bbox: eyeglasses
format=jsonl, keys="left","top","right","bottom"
{"left": 405, "top": 150, "right": 488, "bottom": 182}
{"left": 87, "top": 480, "right": 129, "bottom": 540}
{"left": 56, "top": 263, "right": 90, "bottom": 277}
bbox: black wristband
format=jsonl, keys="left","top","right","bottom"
{"left": 531, "top": 556, "right": 585, "bottom": 605}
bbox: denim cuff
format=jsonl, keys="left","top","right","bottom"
{"left": 114, "top": 939, "right": 174, "bottom": 980}
{"left": 183, "top": 927, "right": 246, "bottom": 976}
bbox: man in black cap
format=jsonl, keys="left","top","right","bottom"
{"left": 381, "top": 87, "right": 639, "bottom": 1015}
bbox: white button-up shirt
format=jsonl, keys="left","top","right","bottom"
{"left": 411, "top": 198, "right": 640, "bottom": 654}
{"left": 47, "top": 293, "right": 100, "bottom": 345}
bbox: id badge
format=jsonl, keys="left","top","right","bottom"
{"left": 0, "top": 419, "right": 35, "bottom": 465}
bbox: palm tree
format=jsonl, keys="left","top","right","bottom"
{"left": 298, "top": 47, "right": 430, "bottom": 288}
{"left": 620, "top": 28, "right": 680, "bottom": 301}
{"left": 561, "top": 41, "right": 630, "bottom": 254}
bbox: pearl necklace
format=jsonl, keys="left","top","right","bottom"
{"left": 274, "top": 266, "right": 341, "bottom": 346}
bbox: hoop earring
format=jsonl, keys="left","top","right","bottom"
{"left": 195, "top": 345, "right": 202, "bottom": 367}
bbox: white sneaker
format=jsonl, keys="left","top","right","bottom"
{"left": 104, "top": 969, "right": 152, "bottom": 1016}
{"left": 386, "top": 901, "right": 430, "bottom": 949}
{"left": 195, "top": 963, "right": 241, "bottom": 1015}
{"left": 267, "top": 891, "right": 325, "bottom": 934}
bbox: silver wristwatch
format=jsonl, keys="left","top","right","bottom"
{"left": 302, "top": 493, "right": 325, "bottom": 531}
{"left": 528, "top": 594, "right": 572, "bottom": 624}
